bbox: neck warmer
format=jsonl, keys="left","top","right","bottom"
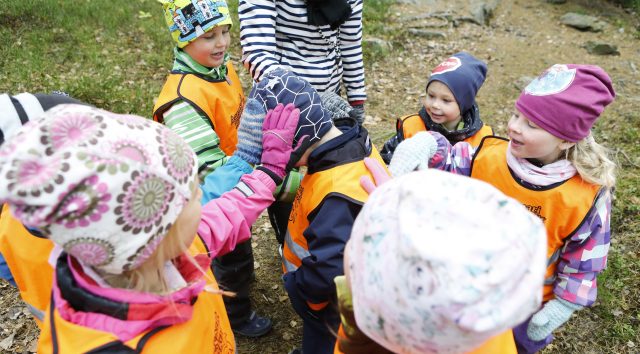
{"left": 418, "top": 103, "right": 484, "bottom": 144}
{"left": 306, "top": 0, "right": 352, "bottom": 29}
{"left": 506, "top": 144, "right": 577, "bottom": 186}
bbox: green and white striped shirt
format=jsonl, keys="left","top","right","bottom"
{"left": 162, "top": 48, "right": 232, "bottom": 179}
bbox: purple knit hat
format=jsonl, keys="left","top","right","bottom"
{"left": 515, "top": 64, "right": 615, "bottom": 142}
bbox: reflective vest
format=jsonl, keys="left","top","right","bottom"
{"left": 333, "top": 325, "right": 516, "bottom": 354}
{"left": 397, "top": 113, "right": 493, "bottom": 147}
{"left": 282, "top": 149, "right": 387, "bottom": 274}
{"left": 153, "top": 62, "right": 244, "bottom": 155}
{"left": 37, "top": 235, "right": 235, "bottom": 354}
{"left": 0, "top": 204, "right": 54, "bottom": 326}
{"left": 470, "top": 137, "right": 600, "bottom": 301}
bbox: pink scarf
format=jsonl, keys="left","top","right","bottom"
{"left": 506, "top": 143, "right": 577, "bottom": 186}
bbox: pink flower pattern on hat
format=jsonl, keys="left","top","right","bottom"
{"left": 56, "top": 175, "right": 111, "bottom": 228}
{"left": 66, "top": 237, "right": 115, "bottom": 267}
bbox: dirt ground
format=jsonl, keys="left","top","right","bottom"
{"left": 1, "top": 0, "right": 638, "bottom": 353}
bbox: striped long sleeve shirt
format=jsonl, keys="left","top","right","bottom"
{"left": 428, "top": 132, "right": 611, "bottom": 306}
{"left": 162, "top": 49, "right": 231, "bottom": 180}
{"left": 238, "top": 0, "right": 366, "bottom": 103}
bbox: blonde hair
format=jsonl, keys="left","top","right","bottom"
{"left": 564, "top": 134, "right": 616, "bottom": 189}
{"left": 102, "top": 217, "right": 205, "bottom": 294}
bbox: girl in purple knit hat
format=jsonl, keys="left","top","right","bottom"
{"left": 387, "top": 64, "right": 617, "bottom": 353}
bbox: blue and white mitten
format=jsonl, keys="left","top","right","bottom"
{"left": 527, "top": 298, "right": 583, "bottom": 341}
{"left": 233, "top": 98, "right": 266, "bottom": 165}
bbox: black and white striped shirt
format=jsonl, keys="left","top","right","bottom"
{"left": 239, "top": 0, "right": 366, "bottom": 103}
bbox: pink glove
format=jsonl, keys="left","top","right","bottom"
{"left": 359, "top": 157, "right": 392, "bottom": 194}
{"left": 258, "top": 103, "right": 300, "bottom": 182}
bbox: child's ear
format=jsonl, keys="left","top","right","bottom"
{"left": 559, "top": 140, "right": 576, "bottom": 151}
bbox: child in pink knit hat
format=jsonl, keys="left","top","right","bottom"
{"left": 388, "top": 64, "right": 617, "bottom": 353}
{"left": 0, "top": 103, "right": 300, "bottom": 352}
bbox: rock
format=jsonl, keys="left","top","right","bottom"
{"left": 407, "top": 28, "right": 447, "bottom": 39}
{"left": 560, "top": 12, "right": 606, "bottom": 32}
{"left": 546, "top": 0, "right": 566, "bottom": 3}
{"left": 584, "top": 41, "right": 620, "bottom": 55}
{"left": 514, "top": 76, "right": 536, "bottom": 91}
{"left": 469, "top": 0, "right": 501, "bottom": 26}
{"left": 362, "top": 37, "right": 392, "bottom": 57}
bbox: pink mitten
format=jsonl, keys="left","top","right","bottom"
{"left": 259, "top": 103, "right": 300, "bottom": 182}
{"left": 359, "top": 157, "right": 392, "bottom": 194}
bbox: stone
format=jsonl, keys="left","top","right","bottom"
{"left": 560, "top": 12, "right": 606, "bottom": 32}
{"left": 407, "top": 28, "right": 447, "bottom": 39}
{"left": 469, "top": 0, "right": 501, "bottom": 26}
{"left": 514, "top": 76, "right": 536, "bottom": 91}
{"left": 546, "top": 0, "right": 566, "bottom": 3}
{"left": 584, "top": 41, "right": 620, "bottom": 56}
{"left": 362, "top": 37, "right": 392, "bottom": 57}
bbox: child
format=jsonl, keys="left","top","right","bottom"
{"left": 0, "top": 92, "right": 87, "bottom": 326}
{"left": 389, "top": 64, "right": 616, "bottom": 353}
{"left": 249, "top": 68, "right": 389, "bottom": 354}
{"left": 334, "top": 169, "right": 548, "bottom": 354}
{"left": 154, "top": 0, "right": 272, "bottom": 336}
{"left": 0, "top": 103, "right": 299, "bottom": 352}
{"left": 380, "top": 52, "right": 493, "bottom": 164}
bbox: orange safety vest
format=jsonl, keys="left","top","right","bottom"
{"left": 397, "top": 113, "right": 493, "bottom": 147}
{"left": 282, "top": 149, "right": 387, "bottom": 275}
{"left": 37, "top": 235, "right": 235, "bottom": 354}
{"left": 153, "top": 62, "right": 244, "bottom": 156}
{"left": 470, "top": 137, "right": 600, "bottom": 301}
{"left": 333, "top": 325, "right": 517, "bottom": 354}
{"left": 0, "top": 204, "right": 54, "bottom": 327}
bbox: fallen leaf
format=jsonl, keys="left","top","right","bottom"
{"left": 0, "top": 332, "right": 15, "bottom": 351}
{"left": 290, "top": 320, "right": 297, "bottom": 327}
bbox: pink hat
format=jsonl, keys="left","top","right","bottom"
{"left": 515, "top": 64, "right": 615, "bottom": 142}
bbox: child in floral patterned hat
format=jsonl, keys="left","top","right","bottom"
{"left": 0, "top": 103, "right": 300, "bottom": 352}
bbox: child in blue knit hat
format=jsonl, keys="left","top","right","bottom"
{"left": 251, "top": 68, "right": 390, "bottom": 354}
{"left": 380, "top": 52, "right": 493, "bottom": 164}
{"left": 153, "top": 0, "right": 272, "bottom": 337}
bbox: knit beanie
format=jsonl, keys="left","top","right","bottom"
{"left": 348, "top": 169, "right": 547, "bottom": 354}
{"left": 0, "top": 92, "right": 86, "bottom": 146}
{"left": 515, "top": 64, "right": 615, "bottom": 142}
{"left": 161, "top": 0, "right": 233, "bottom": 48}
{"left": 249, "top": 68, "right": 333, "bottom": 145}
{"left": 427, "top": 52, "right": 487, "bottom": 115}
{"left": 0, "top": 104, "right": 198, "bottom": 275}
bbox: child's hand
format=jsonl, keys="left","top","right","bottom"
{"left": 233, "top": 98, "right": 266, "bottom": 165}
{"left": 359, "top": 157, "right": 391, "bottom": 194}
{"left": 388, "top": 131, "right": 437, "bottom": 177}
{"left": 258, "top": 103, "right": 300, "bottom": 183}
{"left": 527, "top": 298, "right": 583, "bottom": 341}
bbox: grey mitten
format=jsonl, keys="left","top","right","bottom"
{"left": 349, "top": 103, "right": 365, "bottom": 125}
{"left": 233, "top": 98, "right": 266, "bottom": 165}
{"left": 320, "top": 91, "right": 352, "bottom": 120}
{"left": 388, "top": 131, "right": 437, "bottom": 177}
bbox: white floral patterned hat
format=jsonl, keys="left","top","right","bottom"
{"left": 0, "top": 104, "right": 197, "bottom": 274}
{"left": 347, "top": 169, "right": 547, "bottom": 353}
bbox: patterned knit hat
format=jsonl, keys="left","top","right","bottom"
{"left": 515, "top": 64, "right": 615, "bottom": 142}
{"left": 0, "top": 104, "right": 197, "bottom": 274}
{"left": 249, "top": 68, "right": 333, "bottom": 145}
{"left": 427, "top": 52, "right": 487, "bottom": 115}
{"left": 347, "top": 169, "right": 547, "bottom": 353}
{"left": 161, "top": 0, "right": 233, "bottom": 48}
